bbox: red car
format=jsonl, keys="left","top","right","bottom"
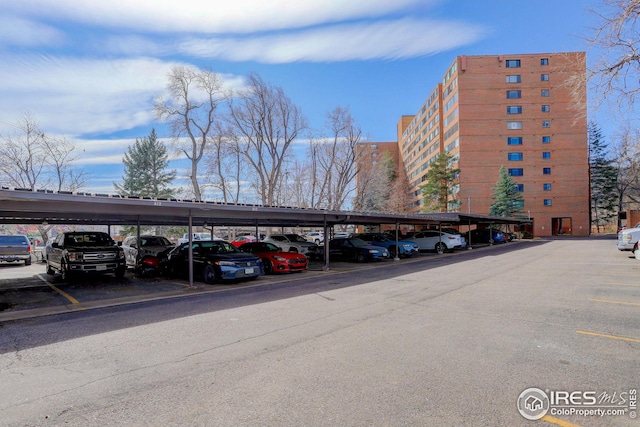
{"left": 230, "top": 235, "right": 257, "bottom": 248}
{"left": 238, "top": 242, "right": 308, "bottom": 274}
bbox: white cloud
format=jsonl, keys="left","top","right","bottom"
{"left": 2, "top": 0, "right": 431, "bottom": 34}
{"left": 0, "top": 56, "right": 245, "bottom": 136}
{"left": 0, "top": 15, "right": 64, "bottom": 47}
{"left": 178, "top": 18, "right": 487, "bottom": 63}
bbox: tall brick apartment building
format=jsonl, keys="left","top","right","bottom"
{"left": 361, "top": 52, "right": 589, "bottom": 237}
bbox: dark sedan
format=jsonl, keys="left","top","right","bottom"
{"left": 328, "top": 237, "right": 390, "bottom": 262}
{"left": 464, "top": 228, "right": 506, "bottom": 245}
{"left": 163, "top": 240, "right": 263, "bottom": 284}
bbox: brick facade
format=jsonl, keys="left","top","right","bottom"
{"left": 359, "top": 52, "right": 589, "bottom": 237}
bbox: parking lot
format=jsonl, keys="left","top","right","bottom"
{"left": 0, "top": 245, "right": 467, "bottom": 322}
{"left": 2, "top": 237, "right": 639, "bottom": 426}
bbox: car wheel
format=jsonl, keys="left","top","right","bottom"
{"left": 46, "top": 260, "right": 55, "bottom": 275}
{"left": 389, "top": 245, "right": 397, "bottom": 258}
{"left": 203, "top": 264, "right": 217, "bottom": 284}
{"left": 60, "top": 260, "right": 71, "bottom": 281}
{"left": 356, "top": 252, "right": 366, "bottom": 262}
{"left": 115, "top": 266, "right": 126, "bottom": 279}
{"left": 25, "top": 257, "right": 31, "bottom": 266}
{"left": 435, "top": 242, "right": 446, "bottom": 255}
{"left": 263, "top": 259, "right": 273, "bottom": 275}
{"left": 289, "top": 247, "right": 298, "bottom": 253}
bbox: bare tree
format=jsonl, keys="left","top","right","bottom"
{"left": 587, "top": 0, "right": 640, "bottom": 110}
{"left": 0, "top": 112, "right": 48, "bottom": 190}
{"left": 204, "top": 122, "right": 245, "bottom": 204}
{"left": 154, "top": 66, "right": 230, "bottom": 200}
{"left": 228, "top": 73, "right": 307, "bottom": 206}
{"left": 42, "top": 136, "right": 88, "bottom": 192}
{"left": 0, "top": 112, "right": 88, "bottom": 244}
{"left": 311, "top": 106, "right": 363, "bottom": 210}
{"left": 612, "top": 126, "right": 640, "bottom": 227}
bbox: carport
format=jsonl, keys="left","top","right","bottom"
{"left": 0, "top": 188, "right": 529, "bottom": 285}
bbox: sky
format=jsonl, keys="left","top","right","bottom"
{"left": 0, "top": 0, "right": 609, "bottom": 196}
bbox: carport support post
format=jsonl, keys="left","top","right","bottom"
{"left": 394, "top": 222, "right": 400, "bottom": 262}
{"left": 188, "top": 212, "right": 194, "bottom": 287}
{"left": 323, "top": 217, "right": 330, "bottom": 271}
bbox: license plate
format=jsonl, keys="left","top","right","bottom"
{"left": 96, "top": 265, "right": 107, "bottom": 271}
{"left": 244, "top": 267, "right": 254, "bottom": 274}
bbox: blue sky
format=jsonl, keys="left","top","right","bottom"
{"left": 0, "top": 0, "right": 607, "bottom": 195}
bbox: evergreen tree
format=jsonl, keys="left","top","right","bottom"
{"left": 114, "top": 129, "right": 176, "bottom": 198}
{"left": 588, "top": 121, "right": 618, "bottom": 232}
{"left": 420, "top": 151, "right": 460, "bottom": 213}
{"left": 489, "top": 166, "right": 524, "bottom": 217}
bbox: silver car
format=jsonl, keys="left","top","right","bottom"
{"left": 405, "top": 230, "right": 464, "bottom": 254}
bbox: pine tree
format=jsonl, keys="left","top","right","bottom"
{"left": 588, "top": 121, "right": 618, "bottom": 232}
{"left": 114, "top": 129, "right": 176, "bottom": 198}
{"left": 489, "top": 166, "right": 524, "bottom": 217}
{"left": 420, "top": 151, "right": 460, "bottom": 213}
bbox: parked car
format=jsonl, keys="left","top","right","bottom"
{"left": 162, "top": 240, "right": 263, "bottom": 284}
{"left": 303, "top": 231, "right": 324, "bottom": 244}
{"left": 230, "top": 235, "right": 258, "bottom": 248}
{"left": 121, "top": 235, "right": 175, "bottom": 276}
{"left": 328, "top": 237, "right": 390, "bottom": 262}
{"left": 0, "top": 234, "right": 32, "bottom": 266}
{"left": 618, "top": 222, "right": 640, "bottom": 251}
{"left": 405, "top": 230, "right": 464, "bottom": 253}
{"left": 263, "top": 234, "right": 320, "bottom": 259}
{"left": 351, "top": 233, "right": 419, "bottom": 258}
{"left": 177, "top": 232, "right": 221, "bottom": 245}
{"left": 463, "top": 228, "right": 506, "bottom": 245}
{"left": 238, "top": 242, "right": 308, "bottom": 274}
{"left": 46, "top": 231, "right": 126, "bottom": 280}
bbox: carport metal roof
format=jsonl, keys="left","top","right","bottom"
{"left": 0, "top": 188, "right": 528, "bottom": 228}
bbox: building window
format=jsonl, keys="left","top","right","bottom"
{"left": 371, "top": 144, "right": 378, "bottom": 149}
{"left": 543, "top": 167, "right": 551, "bottom": 174}
{"left": 541, "top": 89, "right": 550, "bottom": 97}
{"left": 508, "top": 168, "right": 524, "bottom": 176}
{"left": 541, "top": 105, "right": 550, "bottom": 112}
{"left": 544, "top": 199, "right": 552, "bottom": 206}
{"left": 506, "top": 75, "right": 521, "bottom": 83}
{"left": 541, "top": 73, "right": 549, "bottom": 81}
{"left": 541, "top": 58, "right": 549, "bottom": 65}
{"left": 542, "top": 120, "right": 550, "bottom": 128}
{"left": 507, "top": 137, "right": 523, "bottom": 145}
{"left": 508, "top": 152, "right": 523, "bottom": 161}
{"left": 542, "top": 151, "right": 551, "bottom": 159}
{"left": 542, "top": 136, "right": 551, "bottom": 143}
{"left": 506, "top": 90, "right": 522, "bottom": 99}
{"left": 506, "top": 59, "right": 521, "bottom": 68}
{"left": 543, "top": 183, "right": 552, "bottom": 191}
{"left": 507, "top": 106, "right": 522, "bottom": 114}
{"left": 507, "top": 121, "right": 523, "bottom": 130}
{"left": 514, "top": 184, "right": 524, "bottom": 192}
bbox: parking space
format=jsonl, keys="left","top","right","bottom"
{"left": 0, "top": 246, "right": 470, "bottom": 321}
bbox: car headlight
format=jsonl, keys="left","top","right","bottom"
{"left": 216, "top": 261, "right": 236, "bottom": 267}
{"left": 68, "top": 252, "right": 83, "bottom": 261}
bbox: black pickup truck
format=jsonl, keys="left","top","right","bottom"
{"left": 46, "top": 231, "right": 126, "bottom": 281}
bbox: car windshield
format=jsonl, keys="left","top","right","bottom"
{"left": 141, "top": 237, "right": 172, "bottom": 246}
{"left": 0, "top": 236, "right": 28, "bottom": 245}
{"left": 285, "top": 234, "right": 308, "bottom": 243}
{"left": 65, "top": 233, "right": 114, "bottom": 246}
{"left": 247, "top": 242, "right": 279, "bottom": 252}
{"left": 349, "top": 238, "right": 369, "bottom": 247}
{"left": 195, "top": 241, "right": 240, "bottom": 254}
